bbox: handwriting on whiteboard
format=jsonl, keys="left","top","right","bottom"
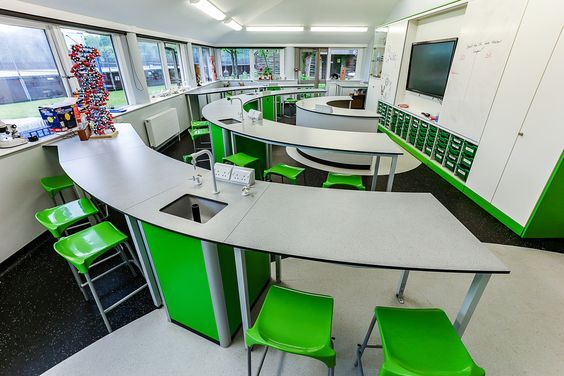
{"left": 466, "top": 39, "right": 503, "bottom": 54}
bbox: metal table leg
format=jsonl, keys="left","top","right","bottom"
{"left": 386, "top": 156, "right": 398, "bottom": 192}
{"left": 395, "top": 270, "right": 410, "bottom": 304}
{"left": 275, "top": 255, "right": 282, "bottom": 283}
{"left": 234, "top": 247, "right": 251, "bottom": 346}
{"left": 222, "top": 129, "right": 233, "bottom": 157}
{"left": 370, "top": 156, "right": 381, "bottom": 191}
{"left": 454, "top": 273, "right": 492, "bottom": 336}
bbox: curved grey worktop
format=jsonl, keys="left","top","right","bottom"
{"left": 202, "top": 89, "right": 402, "bottom": 156}
{"left": 186, "top": 82, "right": 314, "bottom": 96}
{"left": 49, "top": 123, "right": 508, "bottom": 274}
{"left": 296, "top": 96, "right": 381, "bottom": 118}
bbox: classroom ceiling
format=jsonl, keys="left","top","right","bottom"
{"left": 17, "top": 0, "right": 400, "bottom": 45}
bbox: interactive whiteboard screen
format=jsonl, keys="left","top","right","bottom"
{"left": 407, "top": 39, "right": 457, "bottom": 99}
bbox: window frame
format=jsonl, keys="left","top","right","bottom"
{"left": 218, "top": 48, "right": 285, "bottom": 80}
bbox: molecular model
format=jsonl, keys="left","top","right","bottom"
{"left": 69, "top": 44, "right": 115, "bottom": 135}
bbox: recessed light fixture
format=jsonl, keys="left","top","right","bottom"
{"left": 224, "top": 18, "right": 242, "bottom": 31}
{"left": 311, "top": 26, "right": 369, "bottom": 32}
{"left": 189, "top": 0, "right": 226, "bottom": 21}
{"left": 246, "top": 26, "right": 304, "bottom": 32}
{"left": 375, "top": 27, "right": 389, "bottom": 33}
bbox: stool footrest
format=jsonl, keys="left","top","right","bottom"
{"left": 104, "top": 283, "right": 148, "bottom": 313}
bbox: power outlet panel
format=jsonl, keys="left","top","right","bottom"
{"left": 214, "top": 163, "right": 233, "bottom": 182}
{"left": 230, "top": 166, "right": 255, "bottom": 186}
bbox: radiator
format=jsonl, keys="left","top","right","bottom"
{"left": 144, "top": 108, "right": 180, "bottom": 148}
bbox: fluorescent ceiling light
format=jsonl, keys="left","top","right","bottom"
{"left": 311, "top": 26, "right": 368, "bottom": 32}
{"left": 246, "top": 26, "right": 304, "bottom": 32}
{"left": 224, "top": 18, "right": 242, "bottom": 31}
{"left": 189, "top": 0, "right": 225, "bottom": 21}
{"left": 375, "top": 27, "right": 388, "bottom": 33}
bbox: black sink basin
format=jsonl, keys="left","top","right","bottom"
{"left": 219, "top": 118, "right": 242, "bottom": 125}
{"left": 160, "top": 194, "right": 227, "bottom": 224}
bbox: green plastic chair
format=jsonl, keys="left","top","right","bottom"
{"left": 223, "top": 152, "right": 261, "bottom": 178}
{"left": 322, "top": 173, "right": 366, "bottom": 190}
{"left": 355, "top": 307, "right": 485, "bottom": 376}
{"left": 40, "top": 174, "right": 75, "bottom": 205}
{"left": 189, "top": 127, "right": 211, "bottom": 153}
{"left": 246, "top": 285, "right": 336, "bottom": 375}
{"left": 35, "top": 198, "right": 99, "bottom": 238}
{"left": 53, "top": 221, "right": 144, "bottom": 333}
{"left": 191, "top": 120, "right": 210, "bottom": 129}
{"left": 263, "top": 164, "right": 305, "bottom": 185}
{"left": 182, "top": 154, "right": 193, "bottom": 164}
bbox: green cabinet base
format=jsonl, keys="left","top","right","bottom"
{"left": 141, "top": 222, "right": 270, "bottom": 343}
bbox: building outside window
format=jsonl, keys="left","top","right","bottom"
{"left": 253, "top": 49, "right": 281, "bottom": 79}
{"left": 220, "top": 48, "right": 251, "bottom": 79}
{"left": 61, "top": 28, "right": 128, "bottom": 108}
{"left": 164, "top": 42, "right": 183, "bottom": 86}
{"left": 138, "top": 39, "right": 166, "bottom": 96}
{"left": 0, "top": 22, "right": 67, "bottom": 122}
{"left": 192, "top": 46, "right": 202, "bottom": 84}
{"left": 329, "top": 49, "right": 358, "bottom": 79}
{"left": 201, "top": 47, "right": 217, "bottom": 82}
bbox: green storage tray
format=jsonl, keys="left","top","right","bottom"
{"left": 459, "top": 155, "right": 474, "bottom": 169}
{"left": 434, "top": 152, "right": 445, "bottom": 164}
{"left": 448, "top": 147, "right": 461, "bottom": 157}
{"left": 462, "top": 142, "right": 478, "bottom": 157}
{"left": 455, "top": 166, "right": 469, "bottom": 181}
{"left": 424, "top": 145, "right": 434, "bottom": 156}
{"left": 445, "top": 159, "right": 457, "bottom": 172}
{"left": 435, "top": 145, "right": 447, "bottom": 154}
{"left": 451, "top": 136, "right": 464, "bottom": 144}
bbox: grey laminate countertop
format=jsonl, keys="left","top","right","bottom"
{"left": 202, "top": 90, "right": 402, "bottom": 156}
{"left": 48, "top": 123, "right": 509, "bottom": 274}
{"left": 296, "top": 96, "right": 381, "bottom": 118}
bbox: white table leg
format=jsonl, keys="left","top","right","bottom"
{"left": 234, "top": 247, "right": 251, "bottom": 347}
{"left": 395, "top": 270, "right": 409, "bottom": 304}
{"left": 454, "top": 273, "right": 491, "bottom": 336}
{"left": 370, "top": 156, "right": 381, "bottom": 191}
{"left": 386, "top": 156, "right": 398, "bottom": 192}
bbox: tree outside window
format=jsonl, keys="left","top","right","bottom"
{"left": 220, "top": 48, "right": 250, "bottom": 79}
{"left": 253, "top": 49, "right": 281, "bottom": 79}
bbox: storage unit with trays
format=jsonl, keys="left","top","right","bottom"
{"left": 376, "top": 101, "right": 479, "bottom": 183}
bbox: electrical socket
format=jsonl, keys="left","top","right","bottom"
{"left": 214, "top": 163, "right": 233, "bottom": 181}
{"left": 230, "top": 166, "right": 255, "bottom": 186}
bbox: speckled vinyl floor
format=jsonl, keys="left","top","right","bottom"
{"left": 0, "top": 129, "right": 562, "bottom": 376}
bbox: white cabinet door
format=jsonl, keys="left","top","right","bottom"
{"left": 365, "top": 76, "right": 382, "bottom": 112}
{"left": 491, "top": 31, "right": 564, "bottom": 226}
{"left": 466, "top": 0, "right": 564, "bottom": 201}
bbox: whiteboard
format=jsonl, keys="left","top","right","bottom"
{"left": 440, "top": 0, "right": 529, "bottom": 143}
{"left": 380, "top": 20, "right": 408, "bottom": 104}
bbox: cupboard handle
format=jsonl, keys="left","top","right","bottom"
{"left": 518, "top": 132, "right": 524, "bottom": 136}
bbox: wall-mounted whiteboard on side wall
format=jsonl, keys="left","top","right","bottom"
{"left": 380, "top": 21, "right": 408, "bottom": 104}
{"left": 439, "top": 0, "right": 529, "bottom": 143}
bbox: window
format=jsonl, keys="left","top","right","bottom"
{"left": 138, "top": 39, "right": 166, "bottom": 96}
{"left": 253, "top": 49, "right": 281, "bottom": 79}
{"left": 220, "top": 48, "right": 251, "bottom": 79}
{"left": 62, "top": 28, "right": 128, "bottom": 108}
{"left": 0, "top": 22, "right": 67, "bottom": 121}
{"left": 329, "top": 49, "right": 358, "bottom": 80}
{"left": 298, "top": 48, "right": 327, "bottom": 81}
{"left": 164, "top": 42, "right": 183, "bottom": 86}
{"left": 192, "top": 46, "right": 202, "bottom": 83}
{"left": 201, "top": 47, "right": 217, "bottom": 82}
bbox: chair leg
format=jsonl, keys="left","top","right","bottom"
{"left": 355, "top": 314, "right": 377, "bottom": 374}
{"left": 247, "top": 347, "right": 252, "bottom": 376}
{"left": 118, "top": 245, "right": 137, "bottom": 277}
{"left": 123, "top": 241, "right": 142, "bottom": 272}
{"left": 328, "top": 367, "right": 335, "bottom": 376}
{"left": 58, "top": 191, "right": 65, "bottom": 204}
{"left": 275, "top": 255, "right": 282, "bottom": 283}
{"left": 84, "top": 272, "right": 112, "bottom": 333}
{"left": 67, "top": 262, "right": 89, "bottom": 301}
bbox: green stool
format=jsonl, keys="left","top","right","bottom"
{"left": 191, "top": 120, "right": 210, "bottom": 129}
{"left": 246, "top": 285, "right": 336, "bottom": 375}
{"left": 53, "top": 222, "right": 145, "bottom": 333}
{"left": 182, "top": 154, "right": 193, "bottom": 164}
{"left": 189, "top": 127, "right": 211, "bottom": 153}
{"left": 263, "top": 164, "right": 305, "bottom": 185}
{"left": 40, "top": 174, "right": 76, "bottom": 206}
{"left": 35, "top": 198, "right": 99, "bottom": 239}
{"left": 323, "top": 173, "right": 366, "bottom": 190}
{"left": 223, "top": 152, "right": 261, "bottom": 179}
{"left": 355, "top": 307, "right": 485, "bottom": 376}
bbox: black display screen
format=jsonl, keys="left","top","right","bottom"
{"left": 406, "top": 39, "right": 457, "bottom": 99}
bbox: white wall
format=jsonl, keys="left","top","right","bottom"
{"left": 385, "top": 0, "right": 464, "bottom": 24}
{"left": 395, "top": 7, "right": 466, "bottom": 116}
{"left": 0, "top": 95, "right": 191, "bottom": 264}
